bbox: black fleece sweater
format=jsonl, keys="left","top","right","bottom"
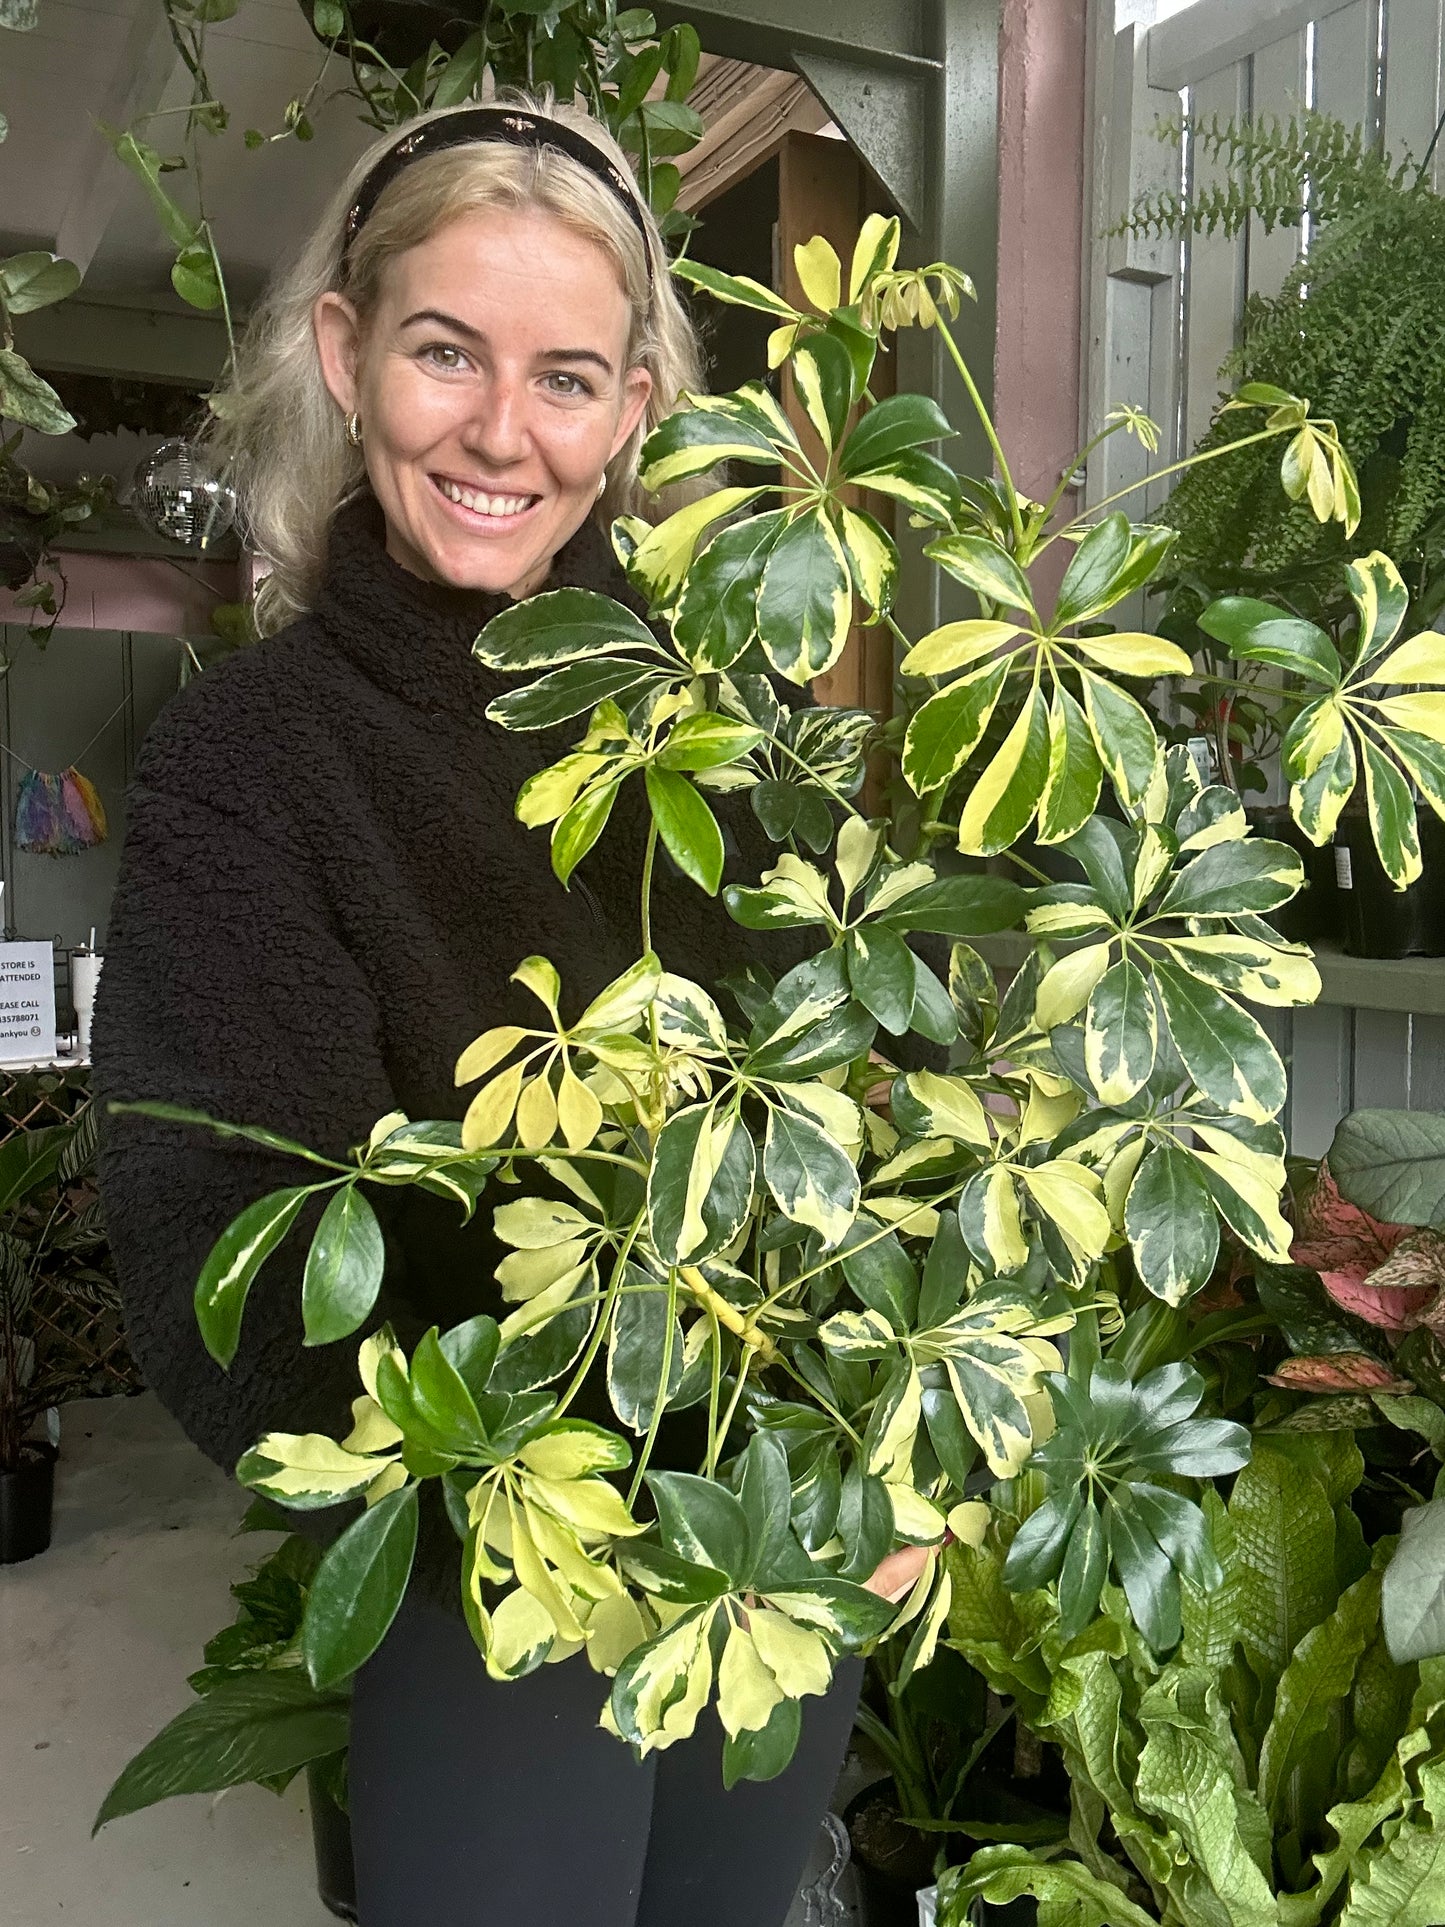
{"left": 93, "top": 493, "right": 779, "bottom": 1476}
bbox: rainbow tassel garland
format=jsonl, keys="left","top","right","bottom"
{"left": 15, "top": 767, "right": 109, "bottom": 856}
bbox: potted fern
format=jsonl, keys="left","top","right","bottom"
{"left": 106, "top": 218, "right": 1445, "bottom": 1870}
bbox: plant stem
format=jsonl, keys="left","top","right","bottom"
{"left": 638, "top": 819, "right": 659, "bottom": 957}
{"left": 627, "top": 1272, "right": 678, "bottom": 1507}
{"left": 933, "top": 318, "right": 1026, "bottom": 556}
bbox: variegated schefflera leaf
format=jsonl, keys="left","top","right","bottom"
{"left": 1200, "top": 550, "right": 1445, "bottom": 888}
{"left": 1022, "top": 747, "right": 1313, "bottom": 1303}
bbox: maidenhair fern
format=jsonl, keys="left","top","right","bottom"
{"left": 1124, "top": 112, "right": 1445, "bottom": 608}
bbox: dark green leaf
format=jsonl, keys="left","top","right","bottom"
{"left": 486, "top": 660, "right": 664, "bottom": 731}
{"left": 608, "top": 1271, "right": 683, "bottom": 1432}
{"left": 838, "top": 393, "right": 953, "bottom": 476}
{"left": 722, "top": 1695, "right": 802, "bottom": 1786}
{"left": 1198, "top": 597, "right": 1341, "bottom": 684}
{"left": 647, "top": 1471, "right": 750, "bottom": 1580}
{"left": 302, "top": 1186, "right": 384, "bottom": 1347}
{"left": 672, "top": 511, "right": 787, "bottom": 669}
{"left": 1054, "top": 513, "right": 1132, "bottom": 627}
{"left": 302, "top": 1486, "right": 419, "bottom": 1690}
{"left": 195, "top": 1187, "right": 312, "bottom": 1369}
{"left": 474, "top": 588, "right": 663, "bottom": 670}
{"left": 93, "top": 1672, "right": 349, "bottom": 1831}
{"left": 644, "top": 765, "right": 725, "bottom": 894}
{"left": 846, "top": 926, "right": 915, "bottom": 1034}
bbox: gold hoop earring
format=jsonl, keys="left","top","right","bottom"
{"left": 345, "top": 411, "right": 363, "bottom": 448}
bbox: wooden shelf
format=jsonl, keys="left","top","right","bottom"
{"left": 970, "top": 934, "right": 1445, "bottom": 1017}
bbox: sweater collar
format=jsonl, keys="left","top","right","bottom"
{"left": 314, "top": 490, "right": 638, "bottom": 721}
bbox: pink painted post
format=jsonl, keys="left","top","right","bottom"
{"left": 0, "top": 553, "right": 240, "bottom": 635}
{"left": 995, "top": 0, "right": 1089, "bottom": 591}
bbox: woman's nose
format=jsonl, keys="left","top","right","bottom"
{"left": 460, "top": 375, "right": 530, "bottom": 467}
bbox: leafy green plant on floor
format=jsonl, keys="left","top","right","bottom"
{"left": 94, "top": 1504, "right": 350, "bottom": 1830}
{"left": 0, "top": 1102, "right": 124, "bottom": 1473}
{"left": 940, "top": 1434, "right": 1445, "bottom": 1927}
{"left": 103, "top": 207, "right": 1437, "bottom": 1796}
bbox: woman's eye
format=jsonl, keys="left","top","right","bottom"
{"left": 543, "top": 371, "right": 591, "bottom": 397}
{"left": 421, "top": 343, "right": 467, "bottom": 371}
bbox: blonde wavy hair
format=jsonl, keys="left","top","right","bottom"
{"left": 205, "top": 96, "right": 703, "bottom": 636}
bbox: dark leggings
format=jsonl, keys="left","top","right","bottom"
{"left": 349, "top": 1590, "right": 861, "bottom": 1927}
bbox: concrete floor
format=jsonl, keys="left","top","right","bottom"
{"left": 2, "top": 1395, "right": 870, "bottom": 1927}
{"left": 1, "top": 1394, "right": 334, "bottom": 1927}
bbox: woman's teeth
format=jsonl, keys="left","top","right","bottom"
{"left": 437, "top": 479, "right": 534, "bottom": 518}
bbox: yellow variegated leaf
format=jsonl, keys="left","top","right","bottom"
{"left": 901, "top": 620, "right": 1021, "bottom": 677}
{"left": 1374, "top": 692, "right": 1445, "bottom": 737}
{"left": 483, "top": 1585, "right": 557, "bottom": 1680}
{"left": 494, "top": 1198, "right": 592, "bottom": 1248}
{"left": 358, "top": 1328, "right": 403, "bottom": 1403}
{"left": 577, "top": 953, "right": 662, "bottom": 1032}
{"left": 1162, "top": 935, "right": 1321, "bottom": 1007}
{"left": 556, "top": 1064, "right": 604, "bottom": 1150}
{"left": 956, "top": 691, "right": 1045, "bottom": 856}
{"left": 1026, "top": 902, "right": 1114, "bottom": 938}
{"left": 497, "top": 1237, "right": 589, "bottom": 1301}
{"left": 515, "top": 1072, "right": 559, "bottom": 1150}
{"left": 1358, "top": 631, "right": 1445, "bottom": 687}
{"left": 247, "top": 1432, "right": 389, "bottom": 1499}
{"left": 865, "top": 1196, "right": 939, "bottom": 1238}
{"left": 517, "top": 754, "right": 611, "bottom": 828}
{"left": 1190, "top": 1147, "right": 1293, "bottom": 1261}
{"left": 748, "top": 1609, "right": 833, "bottom": 1699}
{"left": 519, "top": 1430, "right": 627, "bottom": 1482}
{"left": 343, "top": 1394, "right": 403, "bottom": 1455}
{"left": 530, "top": 1472, "right": 642, "bottom": 1541}
{"left": 630, "top": 1608, "right": 717, "bottom": 1752}
{"left": 868, "top": 1363, "right": 923, "bottom": 1480}
{"left": 1034, "top": 942, "right": 1112, "bottom": 1029}
{"left": 455, "top": 1025, "right": 528, "bottom": 1087}
{"left": 839, "top": 505, "right": 896, "bottom": 613}
{"left": 627, "top": 487, "right": 765, "bottom": 603}
{"left": 717, "top": 1621, "right": 785, "bottom": 1738}
{"left": 525, "top": 1504, "right": 622, "bottom": 1598}
{"left": 1069, "top": 632, "right": 1194, "bottom": 676}
{"left": 863, "top": 861, "right": 936, "bottom": 916}
{"left": 582, "top": 1590, "right": 651, "bottom": 1675}
{"left": 761, "top": 853, "right": 837, "bottom": 923}
{"left": 794, "top": 235, "right": 842, "bottom": 313}
{"left": 836, "top": 817, "right": 885, "bottom": 900}
{"left": 1102, "top": 1131, "right": 1147, "bottom": 1229}
{"left": 1023, "top": 1161, "right": 1112, "bottom": 1262}
{"left": 365, "top": 1460, "right": 409, "bottom": 1506}
{"left": 774, "top": 1082, "right": 865, "bottom": 1159}
{"left": 496, "top": 1263, "right": 592, "bottom": 1343}
{"left": 367, "top": 1109, "right": 409, "bottom": 1150}
{"left": 767, "top": 321, "right": 801, "bottom": 367}
{"left": 849, "top": 211, "right": 901, "bottom": 300}
{"left": 888, "top": 1479, "right": 947, "bottom": 1542}
{"left": 1289, "top": 697, "right": 1346, "bottom": 780}
{"left": 904, "top": 1069, "right": 991, "bottom": 1146}
{"left": 977, "top": 1167, "right": 1028, "bottom": 1271}
{"left": 508, "top": 1495, "right": 585, "bottom": 1642}
{"left": 947, "top": 1500, "right": 990, "bottom": 1548}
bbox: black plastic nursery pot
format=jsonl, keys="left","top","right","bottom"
{"left": 1247, "top": 806, "right": 1343, "bottom": 945}
{"left": 845, "top": 1782, "right": 940, "bottom": 1926}
{"left": 1335, "top": 809, "right": 1445, "bottom": 959}
{"left": 0, "top": 1441, "right": 56, "bottom": 1564}
{"left": 307, "top": 1765, "right": 359, "bottom": 1923}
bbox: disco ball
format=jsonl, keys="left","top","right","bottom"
{"left": 130, "top": 438, "right": 237, "bottom": 549}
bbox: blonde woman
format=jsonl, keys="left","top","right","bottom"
{"left": 94, "top": 99, "right": 926, "bottom": 1926}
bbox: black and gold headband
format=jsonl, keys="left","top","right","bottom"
{"left": 341, "top": 107, "right": 655, "bottom": 285}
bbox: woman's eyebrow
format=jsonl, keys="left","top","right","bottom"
{"left": 397, "top": 309, "right": 614, "bottom": 375}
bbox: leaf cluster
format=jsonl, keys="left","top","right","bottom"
{"left": 944, "top": 1435, "right": 1445, "bottom": 1927}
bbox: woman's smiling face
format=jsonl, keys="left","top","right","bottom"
{"left": 314, "top": 204, "right": 652, "bottom": 598}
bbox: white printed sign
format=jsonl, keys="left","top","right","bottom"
{"left": 0, "top": 942, "right": 56, "bottom": 1062}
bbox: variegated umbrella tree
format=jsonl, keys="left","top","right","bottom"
{"left": 122, "top": 215, "right": 1445, "bottom": 1781}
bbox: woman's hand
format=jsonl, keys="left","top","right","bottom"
{"left": 863, "top": 1542, "right": 934, "bottom": 1604}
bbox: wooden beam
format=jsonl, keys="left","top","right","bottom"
{"left": 676, "top": 61, "right": 836, "bottom": 213}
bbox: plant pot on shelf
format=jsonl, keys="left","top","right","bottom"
{"left": 1336, "top": 809, "right": 1445, "bottom": 958}
{"left": 306, "top": 1765, "right": 358, "bottom": 1923}
{"left": 0, "top": 1440, "right": 56, "bottom": 1564}
{"left": 1247, "top": 805, "right": 1343, "bottom": 944}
